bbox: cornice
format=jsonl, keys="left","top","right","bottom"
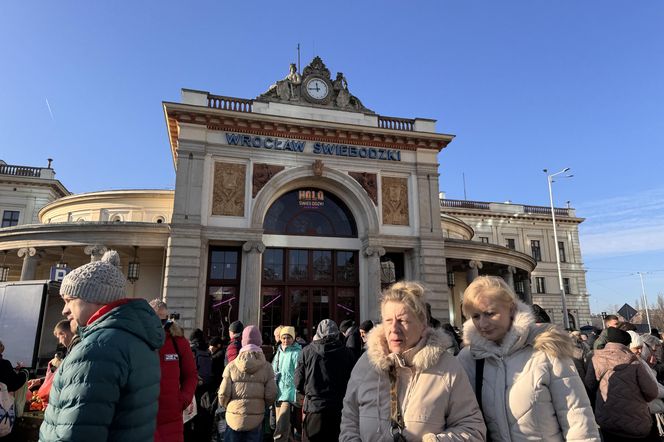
{"left": 444, "top": 238, "right": 537, "bottom": 271}
{"left": 439, "top": 208, "right": 584, "bottom": 224}
{"left": 0, "top": 177, "right": 70, "bottom": 198}
{"left": 163, "top": 102, "right": 454, "bottom": 163}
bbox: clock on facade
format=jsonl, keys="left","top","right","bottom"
{"left": 304, "top": 77, "right": 329, "bottom": 100}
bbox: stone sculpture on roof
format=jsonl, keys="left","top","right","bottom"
{"left": 258, "top": 56, "right": 374, "bottom": 114}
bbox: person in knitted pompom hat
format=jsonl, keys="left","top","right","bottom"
{"left": 40, "top": 250, "right": 165, "bottom": 442}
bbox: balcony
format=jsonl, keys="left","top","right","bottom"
{"left": 0, "top": 164, "right": 48, "bottom": 178}
{"left": 441, "top": 198, "right": 572, "bottom": 217}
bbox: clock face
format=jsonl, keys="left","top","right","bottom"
{"left": 305, "top": 78, "right": 329, "bottom": 100}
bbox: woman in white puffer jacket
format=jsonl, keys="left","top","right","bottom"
{"left": 457, "top": 276, "right": 600, "bottom": 442}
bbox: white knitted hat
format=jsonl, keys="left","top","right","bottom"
{"left": 60, "top": 250, "right": 126, "bottom": 304}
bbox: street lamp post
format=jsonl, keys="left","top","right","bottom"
{"left": 544, "top": 168, "right": 573, "bottom": 330}
{"left": 637, "top": 272, "right": 652, "bottom": 331}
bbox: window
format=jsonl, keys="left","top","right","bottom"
{"left": 531, "top": 240, "right": 542, "bottom": 262}
{"left": 535, "top": 277, "right": 546, "bottom": 294}
{"left": 479, "top": 236, "right": 489, "bottom": 244}
{"left": 1, "top": 210, "right": 19, "bottom": 227}
{"left": 506, "top": 238, "right": 516, "bottom": 250}
{"left": 209, "top": 249, "right": 239, "bottom": 280}
{"left": 558, "top": 241, "right": 567, "bottom": 263}
{"left": 563, "top": 278, "right": 571, "bottom": 295}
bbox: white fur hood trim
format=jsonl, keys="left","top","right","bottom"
{"left": 462, "top": 300, "right": 575, "bottom": 359}
{"left": 366, "top": 324, "right": 454, "bottom": 372}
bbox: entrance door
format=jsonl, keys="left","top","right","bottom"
{"left": 261, "top": 248, "right": 359, "bottom": 341}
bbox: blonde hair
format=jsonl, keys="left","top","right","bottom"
{"left": 462, "top": 276, "right": 517, "bottom": 316}
{"left": 380, "top": 281, "right": 428, "bottom": 324}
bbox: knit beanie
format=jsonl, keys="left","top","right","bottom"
{"left": 242, "top": 325, "right": 262, "bottom": 347}
{"left": 229, "top": 320, "right": 244, "bottom": 334}
{"left": 627, "top": 330, "right": 643, "bottom": 349}
{"left": 60, "top": 250, "right": 126, "bottom": 304}
{"left": 606, "top": 327, "right": 632, "bottom": 346}
{"left": 280, "top": 326, "right": 295, "bottom": 339}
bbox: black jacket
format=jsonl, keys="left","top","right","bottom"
{"left": 294, "top": 335, "right": 354, "bottom": 413}
{"left": 0, "top": 358, "right": 28, "bottom": 392}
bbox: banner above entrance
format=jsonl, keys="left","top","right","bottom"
{"left": 225, "top": 132, "right": 402, "bottom": 162}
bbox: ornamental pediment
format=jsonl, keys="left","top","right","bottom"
{"left": 257, "top": 56, "right": 375, "bottom": 114}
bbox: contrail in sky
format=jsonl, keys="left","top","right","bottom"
{"left": 45, "top": 97, "right": 55, "bottom": 122}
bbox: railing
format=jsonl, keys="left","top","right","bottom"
{"left": 524, "top": 205, "right": 570, "bottom": 217}
{"left": 378, "top": 115, "right": 415, "bottom": 131}
{"left": 0, "top": 164, "right": 43, "bottom": 177}
{"left": 207, "top": 94, "right": 253, "bottom": 113}
{"left": 440, "top": 199, "right": 491, "bottom": 210}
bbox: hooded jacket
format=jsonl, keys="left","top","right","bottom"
{"left": 584, "top": 342, "right": 658, "bottom": 438}
{"left": 218, "top": 350, "right": 277, "bottom": 431}
{"left": 294, "top": 322, "right": 354, "bottom": 413}
{"left": 340, "top": 325, "right": 486, "bottom": 441}
{"left": 272, "top": 342, "right": 302, "bottom": 403}
{"left": 39, "top": 299, "right": 164, "bottom": 442}
{"left": 154, "top": 321, "right": 198, "bottom": 442}
{"left": 457, "top": 301, "right": 600, "bottom": 442}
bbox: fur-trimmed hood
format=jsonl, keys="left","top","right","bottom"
{"left": 463, "top": 300, "right": 575, "bottom": 360}
{"left": 366, "top": 323, "right": 454, "bottom": 372}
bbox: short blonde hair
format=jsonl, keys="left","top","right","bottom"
{"left": 462, "top": 276, "right": 516, "bottom": 316}
{"left": 380, "top": 281, "right": 428, "bottom": 324}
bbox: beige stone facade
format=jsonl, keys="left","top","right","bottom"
{"left": 0, "top": 58, "right": 590, "bottom": 337}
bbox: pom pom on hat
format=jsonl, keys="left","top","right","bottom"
{"left": 627, "top": 330, "right": 644, "bottom": 349}
{"left": 60, "top": 250, "right": 127, "bottom": 305}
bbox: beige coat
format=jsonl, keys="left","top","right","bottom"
{"left": 340, "top": 326, "right": 486, "bottom": 441}
{"left": 218, "top": 350, "right": 277, "bottom": 432}
{"left": 457, "top": 301, "right": 600, "bottom": 442}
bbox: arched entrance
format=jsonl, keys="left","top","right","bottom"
{"left": 260, "top": 188, "right": 360, "bottom": 341}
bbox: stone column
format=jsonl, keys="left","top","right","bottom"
{"left": 18, "top": 247, "right": 40, "bottom": 280}
{"left": 241, "top": 240, "right": 266, "bottom": 326}
{"left": 502, "top": 265, "right": 516, "bottom": 290}
{"left": 522, "top": 278, "right": 532, "bottom": 304}
{"left": 363, "top": 245, "right": 385, "bottom": 322}
{"left": 466, "top": 260, "right": 483, "bottom": 285}
{"left": 84, "top": 245, "right": 108, "bottom": 262}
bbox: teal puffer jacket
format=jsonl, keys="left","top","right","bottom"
{"left": 39, "top": 299, "right": 164, "bottom": 442}
{"left": 272, "top": 343, "right": 302, "bottom": 403}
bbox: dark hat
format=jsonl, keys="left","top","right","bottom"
{"left": 339, "top": 319, "right": 355, "bottom": 334}
{"left": 607, "top": 327, "right": 631, "bottom": 346}
{"left": 531, "top": 304, "right": 551, "bottom": 324}
{"left": 359, "top": 320, "right": 374, "bottom": 333}
{"left": 229, "top": 321, "right": 244, "bottom": 334}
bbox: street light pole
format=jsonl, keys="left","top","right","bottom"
{"left": 544, "top": 168, "right": 572, "bottom": 330}
{"left": 637, "top": 272, "right": 652, "bottom": 331}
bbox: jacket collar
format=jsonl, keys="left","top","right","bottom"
{"left": 463, "top": 300, "right": 575, "bottom": 360}
{"left": 365, "top": 324, "right": 452, "bottom": 372}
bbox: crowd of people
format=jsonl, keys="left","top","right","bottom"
{"left": 2, "top": 253, "right": 664, "bottom": 441}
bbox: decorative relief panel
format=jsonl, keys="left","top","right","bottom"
{"left": 212, "top": 162, "right": 246, "bottom": 216}
{"left": 252, "top": 163, "right": 284, "bottom": 197}
{"left": 381, "top": 177, "right": 409, "bottom": 226}
{"left": 349, "top": 172, "right": 378, "bottom": 205}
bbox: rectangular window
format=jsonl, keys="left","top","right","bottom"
{"left": 535, "top": 277, "right": 546, "bottom": 294}
{"left": 563, "top": 278, "right": 571, "bottom": 295}
{"left": 336, "top": 251, "right": 357, "bottom": 282}
{"left": 558, "top": 241, "right": 567, "bottom": 263}
{"left": 312, "top": 250, "right": 332, "bottom": 281}
{"left": 209, "top": 250, "right": 239, "bottom": 280}
{"left": 506, "top": 238, "right": 516, "bottom": 250}
{"left": 263, "top": 249, "right": 284, "bottom": 281}
{"left": 479, "top": 236, "right": 489, "bottom": 243}
{"left": 531, "top": 240, "right": 542, "bottom": 262}
{"left": 288, "top": 249, "right": 309, "bottom": 281}
{"left": 1, "top": 210, "right": 19, "bottom": 228}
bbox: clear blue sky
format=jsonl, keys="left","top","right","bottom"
{"left": 2, "top": 1, "right": 663, "bottom": 314}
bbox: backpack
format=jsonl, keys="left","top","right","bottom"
{"left": 195, "top": 348, "right": 213, "bottom": 386}
{"left": 0, "top": 382, "right": 15, "bottom": 437}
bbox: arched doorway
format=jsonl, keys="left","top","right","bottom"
{"left": 260, "top": 188, "right": 360, "bottom": 341}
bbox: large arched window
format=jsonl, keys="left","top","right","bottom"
{"left": 263, "top": 188, "right": 357, "bottom": 237}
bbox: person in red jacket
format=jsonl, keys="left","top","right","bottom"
{"left": 150, "top": 299, "right": 198, "bottom": 442}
